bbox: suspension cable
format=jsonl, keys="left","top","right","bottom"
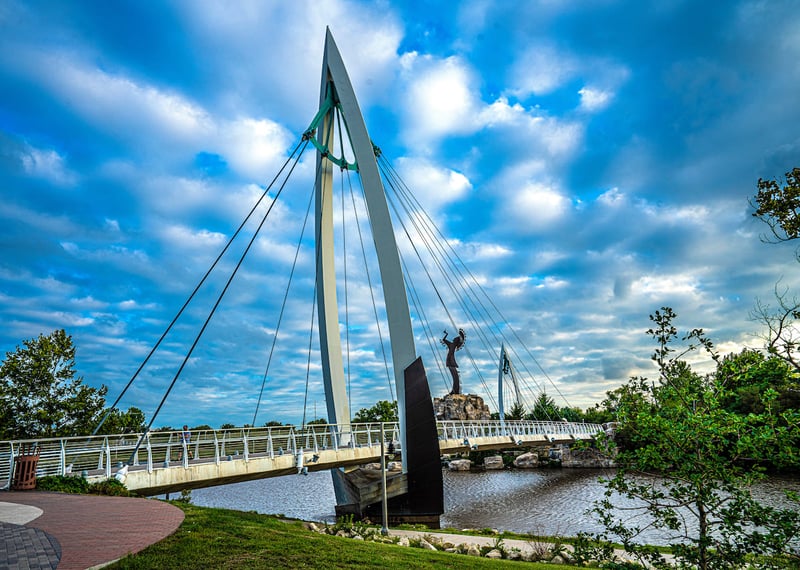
{"left": 346, "top": 167, "right": 395, "bottom": 401}
{"left": 381, "top": 155, "right": 560, "bottom": 398}
{"left": 94, "top": 138, "right": 309, "bottom": 435}
{"left": 126, "top": 140, "right": 309, "bottom": 464}
{"left": 378, "top": 154, "right": 570, "bottom": 413}
{"left": 380, "top": 167, "right": 498, "bottom": 407}
{"left": 251, "top": 183, "right": 316, "bottom": 426}
{"left": 301, "top": 278, "right": 319, "bottom": 428}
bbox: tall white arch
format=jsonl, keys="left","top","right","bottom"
{"left": 314, "top": 29, "right": 417, "bottom": 472}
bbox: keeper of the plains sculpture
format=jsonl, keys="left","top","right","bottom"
{"left": 440, "top": 328, "right": 466, "bottom": 395}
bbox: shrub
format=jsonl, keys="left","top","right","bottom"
{"left": 37, "top": 475, "right": 90, "bottom": 493}
{"left": 35, "top": 475, "right": 134, "bottom": 496}
{"left": 88, "top": 478, "right": 134, "bottom": 496}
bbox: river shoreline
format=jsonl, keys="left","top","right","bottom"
{"left": 186, "top": 467, "right": 800, "bottom": 546}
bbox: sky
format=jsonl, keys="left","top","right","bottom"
{"left": 2, "top": 0, "right": 800, "bottom": 429}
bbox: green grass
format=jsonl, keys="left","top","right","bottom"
{"left": 108, "top": 503, "right": 576, "bottom": 569}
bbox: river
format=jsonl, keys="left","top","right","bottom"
{"left": 186, "top": 468, "right": 800, "bottom": 543}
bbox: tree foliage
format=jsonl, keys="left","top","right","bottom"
{"left": 751, "top": 281, "right": 800, "bottom": 374}
{"left": 752, "top": 166, "right": 800, "bottom": 244}
{"left": 352, "top": 400, "right": 398, "bottom": 423}
{"left": 526, "top": 392, "right": 559, "bottom": 420}
{"left": 504, "top": 401, "right": 527, "bottom": 420}
{"left": 0, "top": 329, "right": 107, "bottom": 439}
{"left": 751, "top": 168, "right": 800, "bottom": 372}
{"left": 594, "top": 308, "right": 800, "bottom": 569}
{"left": 96, "top": 406, "right": 147, "bottom": 435}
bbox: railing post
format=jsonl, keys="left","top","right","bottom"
{"left": 243, "top": 432, "right": 249, "bottom": 462}
{"left": 146, "top": 434, "right": 153, "bottom": 473}
{"left": 7, "top": 443, "right": 16, "bottom": 489}
{"left": 267, "top": 430, "right": 274, "bottom": 459}
{"left": 380, "top": 423, "right": 388, "bottom": 536}
{"left": 182, "top": 436, "right": 189, "bottom": 468}
{"left": 59, "top": 440, "right": 66, "bottom": 475}
{"left": 214, "top": 432, "right": 220, "bottom": 465}
{"left": 104, "top": 437, "right": 111, "bottom": 477}
{"left": 132, "top": 436, "right": 140, "bottom": 466}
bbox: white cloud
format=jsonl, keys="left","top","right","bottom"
{"left": 158, "top": 225, "right": 227, "bottom": 251}
{"left": 47, "top": 57, "right": 212, "bottom": 141}
{"left": 20, "top": 146, "right": 77, "bottom": 186}
{"left": 597, "top": 187, "right": 625, "bottom": 207}
{"left": 401, "top": 54, "right": 481, "bottom": 146}
{"left": 578, "top": 86, "right": 613, "bottom": 112}
{"left": 394, "top": 157, "right": 472, "bottom": 213}
{"left": 632, "top": 273, "right": 702, "bottom": 299}
{"left": 217, "top": 118, "right": 292, "bottom": 181}
{"left": 508, "top": 44, "right": 580, "bottom": 97}
{"left": 502, "top": 182, "right": 571, "bottom": 231}
{"left": 469, "top": 243, "right": 513, "bottom": 260}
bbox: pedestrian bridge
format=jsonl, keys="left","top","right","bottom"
{"left": 1, "top": 420, "right": 602, "bottom": 496}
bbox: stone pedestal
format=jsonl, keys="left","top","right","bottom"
{"left": 433, "top": 393, "right": 491, "bottom": 421}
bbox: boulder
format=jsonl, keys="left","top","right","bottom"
{"left": 466, "top": 544, "right": 482, "bottom": 556}
{"left": 433, "top": 393, "right": 491, "bottom": 420}
{"left": 448, "top": 459, "right": 472, "bottom": 471}
{"left": 483, "top": 455, "right": 504, "bottom": 470}
{"left": 359, "top": 461, "right": 403, "bottom": 479}
{"left": 513, "top": 451, "right": 539, "bottom": 468}
{"left": 485, "top": 549, "right": 503, "bottom": 559}
{"left": 561, "top": 446, "right": 616, "bottom": 468}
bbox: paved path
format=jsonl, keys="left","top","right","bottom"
{"left": 1, "top": 491, "right": 184, "bottom": 569}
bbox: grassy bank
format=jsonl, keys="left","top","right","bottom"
{"left": 108, "top": 503, "right": 575, "bottom": 569}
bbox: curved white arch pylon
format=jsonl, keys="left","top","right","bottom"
{"left": 314, "top": 29, "right": 417, "bottom": 473}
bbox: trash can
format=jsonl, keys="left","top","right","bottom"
{"left": 12, "top": 444, "right": 40, "bottom": 490}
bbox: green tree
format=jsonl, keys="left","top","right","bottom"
{"left": 526, "top": 392, "right": 558, "bottom": 420}
{"left": 594, "top": 308, "right": 800, "bottom": 569}
{"left": 752, "top": 166, "right": 800, "bottom": 243}
{"left": 504, "top": 401, "right": 527, "bottom": 420}
{"left": 751, "top": 282, "right": 800, "bottom": 373}
{"left": 751, "top": 168, "right": 800, "bottom": 371}
{"left": 716, "top": 348, "right": 800, "bottom": 415}
{"left": 0, "top": 329, "right": 107, "bottom": 439}
{"left": 96, "top": 406, "right": 146, "bottom": 434}
{"left": 352, "top": 400, "right": 398, "bottom": 423}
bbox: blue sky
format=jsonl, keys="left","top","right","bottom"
{"left": 2, "top": 1, "right": 799, "bottom": 429}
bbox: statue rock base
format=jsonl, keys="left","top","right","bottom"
{"left": 433, "top": 393, "right": 491, "bottom": 421}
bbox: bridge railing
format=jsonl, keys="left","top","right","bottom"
{"left": 0, "top": 420, "right": 601, "bottom": 487}
{"left": 437, "top": 420, "right": 603, "bottom": 442}
{"left": 0, "top": 422, "right": 401, "bottom": 487}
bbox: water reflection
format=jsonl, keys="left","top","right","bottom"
{"left": 442, "top": 469, "right": 614, "bottom": 536}
{"left": 188, "top": 469, "right": 800, "bottom": 544}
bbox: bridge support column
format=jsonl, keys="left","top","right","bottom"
{"left": 336, "top": 357, "right": 443, "bottom": 527}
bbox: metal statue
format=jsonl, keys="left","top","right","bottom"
{"left": 441, "top": 328, "right": 466, "bottom": 395}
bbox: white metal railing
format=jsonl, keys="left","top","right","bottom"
{"left": 0, "top": 420, "right": 602, "bottom": 487}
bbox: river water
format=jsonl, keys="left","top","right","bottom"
{"left": 188, "top": 468, "right": 800, "bottom": 543}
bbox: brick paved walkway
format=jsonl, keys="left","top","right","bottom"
{"left": 1, "top": 491, "right": 184, "bottom": 569}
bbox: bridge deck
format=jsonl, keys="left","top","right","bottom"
{"left": 1, "top": 421, "right": 603, "bottom": 496}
